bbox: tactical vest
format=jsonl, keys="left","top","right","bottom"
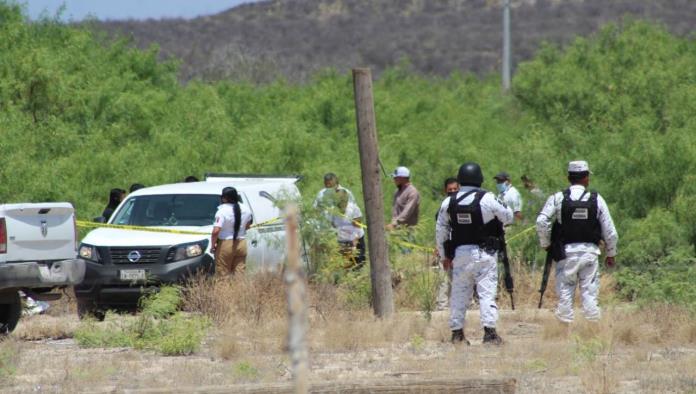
{"left": 560, "top": 189, "right": 602, "bottom": 245}
{"left": 448, "top": 190, "right": 503, "bottom": 249}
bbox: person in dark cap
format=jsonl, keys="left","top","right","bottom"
{"left": 129, "top": 183, "right": 145, "bottom": 193}
{"left": 435, "top": 177, "right": 460, "bottom": 311}
{"left": 101, "top": 188, "right": 126, "bottom": 222}
{"left": 494, "top": 171, "right": 523, "bottom": 222}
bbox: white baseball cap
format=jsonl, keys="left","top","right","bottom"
{"left": 568, "top": 160, "right": 592, "bottom": 174}
{"left": 391, "top": 166, "right": 411, "bottom": 178}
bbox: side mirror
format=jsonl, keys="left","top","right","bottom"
{"left": 259, "top": 191, "right": 277, "bottom": 203}
{"left": 92, "top": 216, "right": 106, "bottom": 223}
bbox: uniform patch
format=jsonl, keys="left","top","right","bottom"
{"left": 456, "top": 213, "right": 472, "bottom": 224}
{"left": 572, "top": 208, "right": 589, "bottom": 220}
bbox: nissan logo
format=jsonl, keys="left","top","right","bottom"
{"left": 127, "top": 250, "right": 142, "bottom": 263}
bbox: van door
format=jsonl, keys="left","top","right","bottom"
{"left": 236, "top": 191, "right": 284, "bottom": 272}
{"left": 1, "top": 203, "right": 76, "bottom": 263}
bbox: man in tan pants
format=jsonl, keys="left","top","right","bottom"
{"left": 210, "top": 187, "right": 253, "bottom": 276}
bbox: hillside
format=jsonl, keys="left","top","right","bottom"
{"left": 92, "top": 0, "right": 696, "bottom": 82}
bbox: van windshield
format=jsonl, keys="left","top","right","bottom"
{"left": 111, "top": 194, "right": 220, "bottom": 227}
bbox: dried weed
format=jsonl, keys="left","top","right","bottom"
{"left": 0, "top": 337, "right": 21, "bottom": 382}
{"left": 14, "top": 315, "right": 77, "bottom": 340}
{"left": 182, "top": 271, "right": 286, "bottom": 326}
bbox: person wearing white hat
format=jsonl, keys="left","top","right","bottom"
{"left": 387, "top": 166, "right": 420, "bottom": 230}
{"left": 535, "top": 160, "right": 618, "bottom": 323}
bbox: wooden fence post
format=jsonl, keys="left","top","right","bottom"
{"left": 285, "top": 204, "right": 309, "bottom": 393}
{"left": 352, "top": 68, "right": 394, "bottom": 318}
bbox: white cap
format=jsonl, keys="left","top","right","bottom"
{"left": 568, "top": 160, "right": 592, "bottom": 174}
{"left": 391, "top": 166, "right": 411, "bottom": 178}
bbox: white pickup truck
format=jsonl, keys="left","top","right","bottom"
{"left": 75, "top": 175, "right": 301, "bottom": 319}
{"left": 0, "top": 203, "right": 85, "bottom": 333}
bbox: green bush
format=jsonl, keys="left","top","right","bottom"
{"left": 139, "top": 286, "right": 181, "bottom": 319}
{"left": 2, "top": 3, "right": 696, "bottom": 305}
{"left": 74, "top": 286, "right": 209, "bottom": 355}
{"left": 615, "top": 266, "right": 696, "bottom": 307}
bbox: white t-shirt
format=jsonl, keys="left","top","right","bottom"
{"left": 313, "top": 186, "right": 356, "bottom": 208}
{"left": 499, "top": 185, "right": 523, "bottom": 213}
{"left": 332, "top": 202, "right": 364, "bottom": 242}
{"left": 213, "top": 203, "right": 253, "bottom": 240}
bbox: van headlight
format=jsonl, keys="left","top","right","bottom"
{"left": 78, "top": 244, "right": 100, "bottom": 262}
{"left": 167, "top": 240, "right": 208, "bottom": 262}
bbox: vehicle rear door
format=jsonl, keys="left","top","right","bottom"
{"left": 1, "top": 203, "right": 76, "bottom": 263}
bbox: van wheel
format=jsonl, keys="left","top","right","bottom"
{"left": 76, "top": 299, "right": 105, "bottom": 322}
{"left": 0, "top": 291, "right": 22, "bottom": 334}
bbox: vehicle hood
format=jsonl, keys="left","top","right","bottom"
{"left": 81, "top": 226, "right": 211, "bottom": 247}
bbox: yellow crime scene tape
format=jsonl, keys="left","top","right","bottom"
{"left": 339, "top": 213, "right": 536, "bottom": 253}
{"left": 77, "top": 211, "right": 534, "bottom": 253}
{"left": 506, "top": 225, "right": 536, "bottom": 242}
{"left": 76, "top": 217, "right": 282, "bottom": 235}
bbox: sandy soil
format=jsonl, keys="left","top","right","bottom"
{"left": 2, "top": 308, "right": 696, "bottom": 393}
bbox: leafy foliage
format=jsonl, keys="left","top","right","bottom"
{"left": 74, "top": 286, "right": 209, "bottom": 355}
{"left": 615, "top": 266, "right": 696, "bottom": 307}
{"left": 1, "top": 4, "right": 696, "bottom": 304}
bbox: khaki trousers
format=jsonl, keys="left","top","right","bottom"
{"left": 215, "top": 239, "right": 247, "bottom": 276}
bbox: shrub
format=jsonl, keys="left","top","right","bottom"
{"left": 75, "top": 286, "right": 209, "bottom": 355}
{"left": 2, "top": 3, "right": 696, "bottom": 306}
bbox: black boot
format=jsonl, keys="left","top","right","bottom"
{"left": 451, "top": 329, "right": 470, "bottom": 345}
{"left": 483, "top": 327, "right": 503, "bottom": 345}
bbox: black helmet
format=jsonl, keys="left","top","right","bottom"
{"left": 221, "top": 186, "right": 239, "bottom": 203}
{"left": 457, "top": 162, "right": 484, "bottom": 187}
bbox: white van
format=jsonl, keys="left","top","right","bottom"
{"left": 75, "top": 175, "right": 300, "bottom": 318}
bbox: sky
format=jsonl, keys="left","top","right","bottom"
{"left": 22, "top": 0, "right": 258, "bottom": 21}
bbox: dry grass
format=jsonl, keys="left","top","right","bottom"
{"left": 182, "top": 272, "right": 287, "bottom": 326}
{"left": 315, "top": 311, "right": 429, "bottom": 352}
{"left": 0, "top": 337, "right": 22, "bottom": 382}
{"left": 14, "top": 315, "right": 77, "bottom": 341}
{"left": 44, "top": 289, "right": 78, "bottom": 317}
{"left": 3, "top": 271, "right": 695, "bottom": 392}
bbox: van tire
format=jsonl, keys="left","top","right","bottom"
{"left": 0, "top": 290, "right": 22, "bottom": 334}
{"left": 77, "top": 299, "right": 105, "bottom": 322}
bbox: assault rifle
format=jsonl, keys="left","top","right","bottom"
{"left": 538, "top": 250, "right": 553, "bottom": 309}
{"left": 538, "top": 222, "right": 564, "bottom": 308}
{"left": 500, "top": 234, "right": 515, "bottom": 310}
{"left": 496, "top": 223, "right": 515, "bottom": 310}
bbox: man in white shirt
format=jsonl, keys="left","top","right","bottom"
{"left": 536, "top": 161, "right": 618, "bottom": 323}
{"left": 314, "top": 173, "right": 355, "bottom": 209}
{"left": 436, "top": 162, "right": 513, "bottom": 345}
{"left": 494, "top": 171, "right": 523, "bottom": 222}
{"left": 210, "top": 187, "right": 254, "bottom": 276}
{"left": 331, "top": 190, "right": 365, "bottom": 269}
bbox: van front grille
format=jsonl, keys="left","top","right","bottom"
{"left": 109, "top": 247, "right": 161, "bottom": 264}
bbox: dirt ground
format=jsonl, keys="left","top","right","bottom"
{"left": 3, "top": 305, "right": 696, "bottom": 393}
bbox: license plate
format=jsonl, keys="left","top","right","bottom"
{"left": 120, "top": 269, "right": 147, "bottom": 281}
